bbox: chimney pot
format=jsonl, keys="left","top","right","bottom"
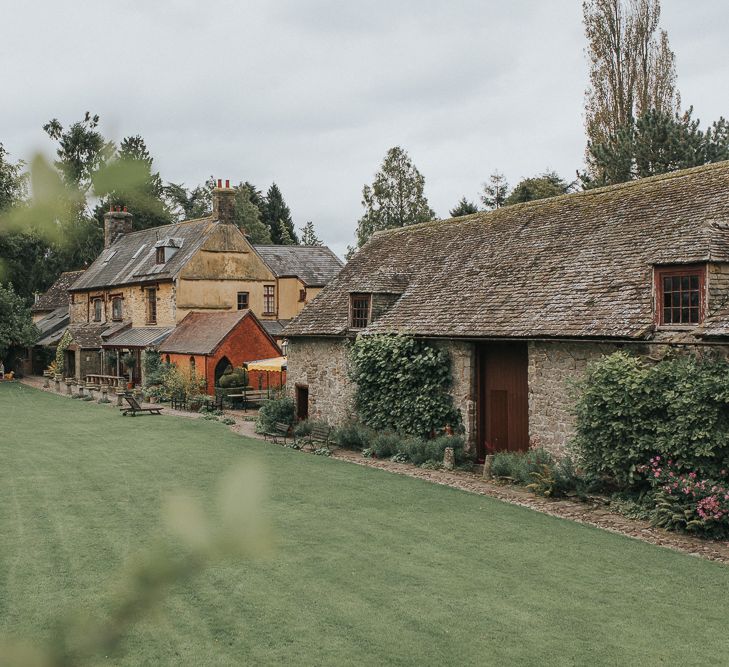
{"left": 123, "top": 205, "right": 127, "bottom": 212}
{"left": 217, "top": 178, "right": 222, "bottom": 188}
{"left": 225, "top": 179, "right": 230, "bottom": 188}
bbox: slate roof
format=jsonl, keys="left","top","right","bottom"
{"left": 286, "top": 161, "right": 729, "bottom": 340}
{"left": 70, "top": 218, "right": 216, "bottom": 291}
{"left": 261, "top": 319, "right": 291, "bottom": 337}
{"left": 253, "top": 245, "right": 344, "bottom": 287}
{"left": 34, "top": 307, "right": 70, "bottom": 345}
{"left": 103, "top": 326, "right": 173, "bottom": 348}
{"left": 32, "top": 271, "right": 85, "bottom": 312}
{"left": 68, "top": 323, "right": 113, "bottom": 349}
{"left": 159, "top": 311, "right": 253, "bottom": 355}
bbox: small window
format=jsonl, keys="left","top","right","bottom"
{"left": 155, "top": 247, "right": 165, "bottom": 264}
{"left": 299, "top": 289, "right": 307, "bottom": 303}
{"left": 93, "top": 298, "right": 103, "bottom": 322}
{"left": 237, "top": 292, "right": 249, "bottom": 310}
{"left": 656, "top": 266, "right": 704, "bottom": 326}
{"left": 111, "top": 297, "right": 123, "bottom": 321}
{"left": 350, "top": 294, "right": 371, "bottom": 329}
{"left": 165, "top": 355, "right": 171, "bottom": 364}
{"left": 146, "top": 288, "right": 157, "bottom": 324}
{"left": 264, "top": 285, "right": 276, "bottom": 314}
{"left": 190, "top": 356, "right": 196, "bottom": 372}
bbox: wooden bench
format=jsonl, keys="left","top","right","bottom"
{"left": 120, "top": 395, "right": 163, "bottom": 416}
{"left": 299, "top": 423, "right": 334, "bottom": 452}
{"left": 262, "top": 421, "right": 293, "bottom": 445}
{"left": 228, "top": 389, "right": 269, "bottom": 410}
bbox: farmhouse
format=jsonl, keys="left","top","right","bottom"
{"left": 285, "top": 161, "right": 729, "bottom": 460}
{"left": 58, "top": 181, "right": 342, "bottom": 385}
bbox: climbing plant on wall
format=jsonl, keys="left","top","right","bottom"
{"left": 349, "top": 335, "right": 462, "bottom": 437}
{"left": 55, "top": 330, "right": 72, "bottom": 377}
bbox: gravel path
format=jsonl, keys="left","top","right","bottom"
{"left": 21, "top": 376, "right": 729, "bottom": 564}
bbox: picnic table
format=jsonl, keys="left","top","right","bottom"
{"left": 86, "top": 374, "right": 127, "bottom": 387}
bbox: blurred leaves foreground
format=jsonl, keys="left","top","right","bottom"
{"left": 0, "top": 463, "right": 271, "bottom": 666}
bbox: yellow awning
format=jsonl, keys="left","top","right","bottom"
{"left": 245, "top": 356, "right": 287, "bottom": 372}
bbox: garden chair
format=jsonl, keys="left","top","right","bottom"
{"left": 262, "top": 422, "right": 294, "bottom": 445}
{"left": 299, "top": 424, "right": 334, "bottom": 452}
{"left": 121, "top": 395, "right": 163, "bottom": 416}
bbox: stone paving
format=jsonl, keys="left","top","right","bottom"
{"left": 20, "top": 375, "right": 729, "bottom": 564}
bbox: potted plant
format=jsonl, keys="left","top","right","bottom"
{"left": 121, "top": 352, "right": 136, "bottom": 389}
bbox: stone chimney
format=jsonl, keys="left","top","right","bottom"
{"left": 212, "top": 179, "right": 236, "bottom": 224}
{"left": 104, "top": 205, "right": 133, "bottom": 249}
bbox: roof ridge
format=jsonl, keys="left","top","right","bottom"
{"left": 113, "top": 215, "right": 214, "bottom": 239}
{"left": 367, "top": 160, "right": 729, "bottom": 241}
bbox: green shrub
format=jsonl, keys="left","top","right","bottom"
{"left": 370, "top": 432, "right": 401, "bottom": 458}
{"left": 490, "top": 449, "right": 554, "bottom": 484}
{"left": 256, "top": 397, "right": 295, "bottom": 433}
{"left": 349, "top": 335, "right": 463, "bottom": 437}
{"left": 335, "top": 422, "right": 375, "bottom": 451}
{"left": 294, "top": 419, "right": 330, "bottom": 438}
{"left": 218, "top": 366, "right": 248, "bottom": 388}
{"left": 403, "top": 435, "right": 466, "bottom": 465}
{"left": 574, "top": 351, "right": 729, "bottom": 488}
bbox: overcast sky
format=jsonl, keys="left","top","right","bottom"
{"left": 1, "top": 1, "right": 727, "bottom": 256}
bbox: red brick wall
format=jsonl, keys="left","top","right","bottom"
{"left": 203, "top": 315, "right": 281, "bottom": 394}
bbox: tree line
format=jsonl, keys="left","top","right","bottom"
{"left": 0, "top": 114, "right": 323, "bottom": 305}
{"left": 352, "top": 0, "right": 729, "bottom": 251}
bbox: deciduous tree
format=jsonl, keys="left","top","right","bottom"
{"left": 583, "top": 0, "right": 680, "bottom": 176}
{"left": 0, "top": 283, "right": 37, "bottom": 359}
{"left": 505, "top": 171, "right": 574, "bottom": 205}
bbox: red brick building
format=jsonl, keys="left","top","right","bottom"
{"left": 159, "top": 310, "right": 281, "bottom": 395}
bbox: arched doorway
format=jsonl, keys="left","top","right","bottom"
{"left": 214, "top": 356, "right": 232, "bottom": 387}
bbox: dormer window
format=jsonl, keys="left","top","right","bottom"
{"left": 656, "top": 265, "right": 705, "bottom": 326}
{"left": 154, "top": 238, "right": 183, "bottom": 265}
{"left": 350, "top": 293, "right": 372, "bottom": 329}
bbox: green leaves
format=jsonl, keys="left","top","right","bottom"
{"left": 349, "top": 335, "right": 462, "bottom": 437}
{"left": 573, "top": 351, "right": 729, "bottom": 487}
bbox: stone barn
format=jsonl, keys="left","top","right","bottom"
{"left": 284, "top": 162, "right": 729, "bottom": 460}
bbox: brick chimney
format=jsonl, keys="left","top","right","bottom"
{"left": 212, "top": 178, "right": 235, "bottom": 224}
{"left": 104, "top": 205, "right": 133, "bottom": 248}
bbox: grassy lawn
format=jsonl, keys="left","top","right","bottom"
{"left": 1, "top": 382, "right": 729, "bottom": 665}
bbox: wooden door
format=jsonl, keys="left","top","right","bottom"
{"left": 477, "top": 343, "right": 529, "bottom": 459}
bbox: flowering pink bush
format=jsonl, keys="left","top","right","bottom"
{"left": 642, "top": 458, "right": 729, "bottom": 538}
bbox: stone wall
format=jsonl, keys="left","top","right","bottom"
{"left": 286, "top": 337, "right": 356, "bottom": 425}
{"left": 435, "top": 340, "right": 477, "bottom": 452}
{"left": 527, "top": 341, "right": 619, "bottom": 457}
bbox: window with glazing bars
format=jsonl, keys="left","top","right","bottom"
{"left": 112, "top": 297, "right": 123, "bottom": 320}
{"left": 658, "top": 268, "right": 703, "bottom": 325}
{"left": 264, "top": 285, "right": 275, "bottom": 314}
{"left": 237, "top": 292, "right": 249, "bottom": 310}
{"left": 350, "top": 294, "right": 371, "bottom": 328}
{"left": 146, "top": 288, "right": 157, "bottom": 324}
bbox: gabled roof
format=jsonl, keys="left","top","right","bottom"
{"left": 32, "top": 271, "right": 85, "bottom": 312}
{"left": 253, "top": 245, "right": 343, "bottom": 287}
{"left": 159, "top": 310, "right": 277, "bottom": 355}
{"left": 70, "top": 218, "right": 216, "bottom": 291}
{"left": 286, "top": 161, "right": 729, "bottom": 340}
